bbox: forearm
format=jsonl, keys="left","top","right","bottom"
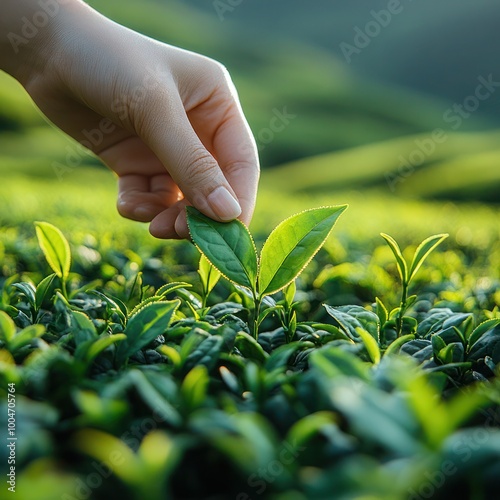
{"left": 0, "top": 0, "right": 82, "bottom": 84}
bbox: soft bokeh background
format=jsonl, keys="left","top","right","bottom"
{"left": 1, "top": 0, "right": 499, "bottom": 263}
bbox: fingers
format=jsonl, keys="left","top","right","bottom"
{"left": 117, "top": 174, "right": 180, "bottom": 222}
{"left": 149, "top": 199, "right": 190, "bottom": 240}
{"left": 176, "top": 62, "right": 259, "bottom": 227}
{"left": 205, "top": 107, "right": 260, "bottom": 227}
{"left": 139, "top": 90, "right": 243, "bottom": 225}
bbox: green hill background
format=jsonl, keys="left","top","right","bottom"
{"left": 1, "top": 0, "right": 499, "bottom": 238}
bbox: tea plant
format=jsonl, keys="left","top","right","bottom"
{"left": 381, "top": 232, "right": 448, "bottom": 337}
{"left": 186, "top": 205, "right": 347, "bottom": 337}
{"left": 0, "top": 213, "right": 499, "bottom": 500}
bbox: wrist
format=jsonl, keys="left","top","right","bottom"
{"left": 0, "top": 0, "right": 84, "bottom": 85}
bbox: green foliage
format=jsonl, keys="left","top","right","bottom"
{"left": 188, "top": 205, "right": 347, "bottom": 338}
{"left": 258, "top": 205, "right": 347, "bottom": 295}
{"left": 34, "top": 221, "right": 71, "bottom": 297}
{"left": 0, "top": 219, "right": 499, "bottom": 500}
{"left": 381, "top": 232, "right": 448, "bottom": 337}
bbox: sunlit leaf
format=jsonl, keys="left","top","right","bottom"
{"left": 258, "top": 206, "right": 347, "bottom": 296}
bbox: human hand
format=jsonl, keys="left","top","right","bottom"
{"left": 1, "top": 0, "right": 259, "bottom": 239}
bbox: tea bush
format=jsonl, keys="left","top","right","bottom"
{"left": 1, "top": 208, "right": 499, "bottom": 500}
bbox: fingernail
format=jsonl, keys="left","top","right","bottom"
{"left": 207, "top": 186, "right": 242, "bottom": 221}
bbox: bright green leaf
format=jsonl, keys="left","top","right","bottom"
{"left": 34, "top": 273, "right": 57, "bottom": 311}
{"left": 259, "top": 206, "right": 347, "bottom": 296}
{"left": 84, "top": 334, "right": 127, "bottom": 365}
{"left": 356, "top": 327, "right": 381, "bottom": 364}
{"left": 384, "top": 334, "right": 415, "bottom": 356}
{"left": 235, "top": 331, "right": 268, "bottom": 363}
{"left": 375, "top": 297, "right": 388, "bottom": 327}
{"left": 0, "top": 311, "right": 16, "bottom": 344}
{"left": 181, "top": 365, "right": 209, "bottom": 413}
{"left": 34, "top": 222, "right": 71, "bottom": 280}
{"left": 380, "top": 233, "right": 408, "bottom": 283}
{"left": 409, "top": 233, "right": 448, "bottom": 282}
{"left": 9, "top": 324, "right": 45, "bottom": 351}
{"left": 198, "top": 254, "right": 221, "bottom": 296}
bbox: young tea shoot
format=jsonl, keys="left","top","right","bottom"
{"left": 186, "top": 205, "right": 348, "bottom": 338}
{"left": 381, "top": 232, "right": 449, "bottom": 337}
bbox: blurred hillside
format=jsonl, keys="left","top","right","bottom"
{"left": 190, "top": 0, "right": 500, "bottom": 122}
{"left": 1, "top": 0, "right": 499, "bottom": 204}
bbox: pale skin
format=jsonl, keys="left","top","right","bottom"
{"left": 0, "top": 0, "right": 259, "bottom": 239}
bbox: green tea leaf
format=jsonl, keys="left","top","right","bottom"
{"left": 84, "top": 334, "right": 127, "bottom": 365}
{"left": 34, "top": 274, "right": 57, "bottom": 311}
{"left": 324, "top": 304, "right": 380, "bottom": 341}
{"left": 356, "top": 327, "right": 381, "bottom": 364}
{"left": 286, "top": 412, "right": 338, "bottom": 448}
{"left": 9, "top": 324, "right": 45, "bottom": 351}
{"left": 181, "top": 365, "right": 209, "bottom": 413}
{"left": 259, "top": 206, "right": 347, "bottom": 296}
{"left": 375, "top": 297, "right": 388, "bottom": 327}
{"left": 384, "top": 334, "right": 415, "bottom": 356}
{"left": 116, "top": 300, "right": 180, "bottom": 365}
{"left": 155, "top": 282, "right": 192, "bottom": 297}
{"left": 467, "top": 319, "right": 500, "bottom": 348}
{"left": 0, "top": 311, "right": 16, "bottom": 343}
{"left": 198, "top": 254, "right": 221, "bottom": 295}
{"left": 284, "top": 281, "right": 296, "bottom": 307}
{"left": 235, "top": 331, "right": 268, "bottom": 363}
{"left": 186, "top": 207, "right": 258, "bottom": 290}
{"left": 380, "top": 233, "right": 408, "bottom": 283}
{"left": 35, "top": 222, "right": 71, "bottom": 280}
{"left": 183, "top": 335, "right": 224, "bottom": 372}
{"left": 12, "top": 282, "right": 36, "bottom": 308}
{"left": 409, "top": 233, "right": 448, "bottom": 282}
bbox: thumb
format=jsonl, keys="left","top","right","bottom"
{"left": 139, "top": 94, "right": 242, "bottom": 222}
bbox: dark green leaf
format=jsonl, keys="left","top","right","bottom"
{"left": 186, "top": 206, "right": 258, "bottom": 290}
{"left": 115, "top": 301, "right": 180, "bottom": 365}
{"left": 324, "top": 304, "right": 380, "bottom": 341}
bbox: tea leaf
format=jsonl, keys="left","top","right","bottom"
{"left": 0, "top": 311, "right": 16, "bottom": 343}
{"left": 84, "top": 334, "right": 127, "bottom": 365}
{"left": 384, "top": 334, "right": 416, "bottom": 356}
{"left": 9, "top": 324, "right": 45, "bottom": 351}
{"left": 35, "top": 222, "right": 71, "bottom": 280}
{"left": 187, "top": 207, "right": 258, "bottom": 291}
{"left": 375, "top": 297, "right": 388, "bottom": 327}
{"left": 181, "top": 365, "right": 209, "bottom": 413}
{"left": 380, "top": 233, "right": 407, "bottom": 283}
{"left": 409, "top": 233, "right": 448, "bottom": 282}
{"left": 356, "top": 327, "right": 381, "bottom": 364}
{"left": 467, "top": 318, "right": 500, "bottom": 348}
{"left": 198, "top": 254, "right": 221, "bottom": 295}
{"left": 259, "top": 206, "right": 347, "bottom": 296}
{"left": 116, "top": 300, "right": 180, "bottom": 365}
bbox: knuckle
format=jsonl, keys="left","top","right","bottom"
{"left": 185, "top": 149, "right": 219, "bottom": 186}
